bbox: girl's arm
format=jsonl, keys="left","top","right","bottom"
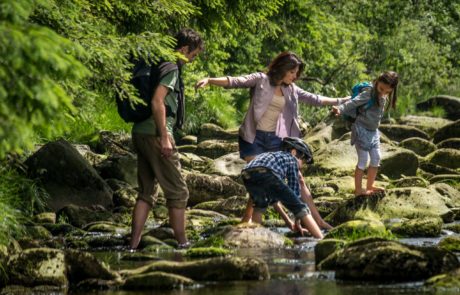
{"left": 295, "top": 84, "right": 350, "bottom": 106}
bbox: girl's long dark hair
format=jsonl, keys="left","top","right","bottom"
{"left": 267, "top": 51, "right": 305, "bottom": 86}
{"left": 373, "top": 71, "right": 399, "bottom": 109}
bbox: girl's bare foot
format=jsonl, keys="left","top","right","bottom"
{"left": 369, "top": 186, "right": 385, "bottom": 192}
{"left": 354, "top": 189, "right": 368, "bottom": 196}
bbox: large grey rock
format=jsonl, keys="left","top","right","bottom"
{"left": 65, "top": 249, "right": 119, "bottom": 285}
{"left": 433, "top": 120, "right": 460, "bottom": 143}
{"left": 399, "top": 137, "right": 436, "bottom": 156}
{"left": 379, "top": 124, "right": 429, "bottom": 142}
{"left": 310, "top": 141, "right": 418, "bottom": 179}
{"left": 25, "top": 140, "right": 113, "bottom": 212}
{"left": 318, "top": 238, "right": 459, "bottom": 281}
{"left": 184, "top": 172, "right": 246, "bottom": 205}
{"left": 96, "top": 153, "right": 138, "bottom": 186}
{"left": 123, "top": 271, "right": 194, "bottom": 290}
{"left": 195, "top": 140, "right": 239, "bottom": 159}
{"left": 197, "top": 123, "right": 238, "bottom": 143}
{"left": 416, "top": 95, "right": 460, "bottom": 120}
{"left": 305, "top": 122, "right": 333, "bottom": 151}
{"left": 326, "top": 187, "right": 454, "bottom": 225}
{"left": 7, "top": 248, "right": 67, "bottom": 287}
{"left": 57, "top": 204, "right": 113, "bottom": 228}
{"left": 209, "top": 152, "right": 246, "bottom": 179}
{"left": 95, "top": 130, "right": 134, "bottom": 155}
{"left": 425, "top": 148, "right": 460, "bottom": 170}
{"left": 398, "top": 115, "right": 452, "bottom": 136}
{"left": 221, "top": 224, "right": 288, "bottom": 248}
{"left": 121, "top": 256, "right": 269, "bottom": 281}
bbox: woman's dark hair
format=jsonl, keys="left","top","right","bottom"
{"left": 174, "top": 28, "right": 204, "bottom": 52}
{"left": 373, "top": 71, "right": 399, "bottom": 109}
{"left": 267, "top": 51, "right": 305, "bottom": 86}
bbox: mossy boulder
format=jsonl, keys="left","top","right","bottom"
{"left": 7, "top": 248, "right": 67, "bottom": 287}
{"left": 318, "top": 238, "right": 459, "bottom": 281}
{"left": 425, "top": 267, "right": 460, "bottom": 290}
{"left": 195, "top": 140, "right": 239, "bottom": 159}
{"left": 185, "top": 247, "right": 232, "bottom": 258}
{"left": 33, "top": 212, "right": 56, "bottom": 224}
{"left": 388, "top": 217, "right": 443, "bottom": 237}
{"left": 437, "top": 138, "right": 460, "bottom": 150}
{"left": 121, "top": 256, "right": 270, "bottom": 281}
{"left": 96, "top": 153, "right": 138, "bottom": 186}
{"left": 432, "top": 119, "right": 460, "bottom": 143}
{"left": 324, "top": 219, "right": 388, "bottom": 241}
{"left": 399, "top": 137, "right": 436, "bottom": 156}
{"left": 305, "top": 122, "right": 333, "bottom": 151}
{"left": 56, "top": 204, "right": 113, "bottom": 228}
{"left": 138, "top": 236, "right": 170, "bottom": 249}
{"left": 425, "top": 148, "right": 460, "bottom": 170}
{"left": 376, "top": 188, "right": 453, "bottom": 222}
{"left": 398, "top": 115, "right": 452, "bottom": 136}
{"left": 25, "top": 225, "right": 53, "bottom": 240}
{"left": 430, "top": 183, "right": 460, "bottom": 208}
{"left": 112, "top": 186, "right": 137, "bottom": 208}
{"left": 379, "top": 146, "right": 419, "bottom": 179}
{"left": 438, "top": 236, "right": 460, "bottom": 252}
{"left": 379, "top": 124, "right": 429, "bottom": 142}
{"left": 179, "top": 152, "right": 213, "bottom": 173}
{"left": 193, "top": 196, "right": 247, "bottom": 217}
{"left": 184, "top": 172, "right": 246, "bottom": 205}
{"left": 24, "top": 139, "right": 113, "bottom": 212}
{"left": 326, "top": 188, "right": 454, "bottom": 225}
{"left": 65, "top": 249, "right": 119, "bottom": 285}
{"left": 123, "top": 271, "right": 194, "bottom": 290}
{"left": 209, "top": 152, "right": 246, "bottom": 179}
{"left": 311, "top": 141, "right": 418, "bottom": 178}
{"left": 314, "top": 238, "right": 346, "bottom": 265}
{"left": 95, "top": 130, "right": 134, "bottom": 155}
{"left": 197, "top": 123, "right": 238, "bottom": 143}
{"left": 83, "top": 222, "right": 129, "bottom": 234}
{"left": 391, "top": 176, "right": 429, "bottom": 188}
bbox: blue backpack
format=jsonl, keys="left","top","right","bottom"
{"left": 342, "top": 82, "right": 374, "bottom": 123}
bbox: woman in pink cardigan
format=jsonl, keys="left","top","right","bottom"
{"left": 195, "top": 51, "right": 348, "bottom": 233}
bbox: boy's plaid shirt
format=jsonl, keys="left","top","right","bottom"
{"left": 243, "top": 151, "right": 300, "bottom": 197}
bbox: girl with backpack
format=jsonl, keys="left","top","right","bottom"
{"left": 332, "top": 71, "right": 399, "bottom": 196}
{"left": 195, "top": 51, "right": 349, "bottom": 232}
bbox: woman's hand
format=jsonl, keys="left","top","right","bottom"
{"left": 195, "top": 78, "right": 209, "bottom": 90}
{"left": 331, "top": 106, "right": 341, "bottom": 116}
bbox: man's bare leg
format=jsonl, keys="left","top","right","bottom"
{"left": 168, "top": 207, "right": 187, "bottom": 245}
{"left": 130, "top": 199, "right": 152, "bottom": 249}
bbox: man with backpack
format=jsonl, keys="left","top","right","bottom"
{"left": 129, "top": 28, "right": 204, "bottom": 249}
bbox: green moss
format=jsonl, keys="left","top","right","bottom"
{"left": 192, "top": 236, "right": 225, "bottom": 248}
{"left": 283, "top": 237, "right": 294, "bottom": 247}
{"left": 438, "top": 236, "right": 460, "bottom": 252}
{"left": 184, "top": 247, "right": 231, "bottom": 258}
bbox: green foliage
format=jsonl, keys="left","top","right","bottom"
{"left": 1, "top": 0, "right": 460, "bottom": 152}
{"left": 0, "top": 164, "right": 48, "bottom": 246}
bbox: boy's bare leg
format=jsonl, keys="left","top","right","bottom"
{"left": 299, "top": 175, "right": 332, "bottom": 230}
{"left": 299, "top": 214, "right": 323, "bottom": 239}
{"left": 241, "top": 198, "right": 254, "bottom": 223}
{"left": 130, "top": 199, "right": 152, "bottom": 249}
{"left": 252, "top": 210, "right": 263, "bottom": 224}
{"left": 168, "top": 207, "right": 187, "bottom": 245}
{"left": 366, "top": 166, "right": 384, "bottom": 193}
{"left": 241, "top": 155, "right": 256, "bottom": 223}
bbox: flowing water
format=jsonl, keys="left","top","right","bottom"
{"left": 68, "top": 228, "right": 460, "bottom": 295}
